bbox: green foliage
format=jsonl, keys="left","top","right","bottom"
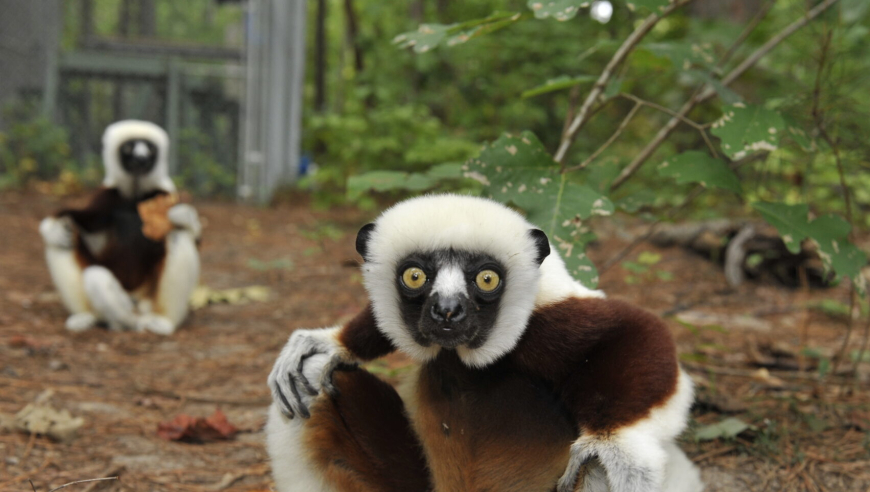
{"left": 657, "top": 151, "right": 741, "bottom": 193}
{"left": 752, "top": 202, "right": 867, "bottom": 291}
{"left": 306, "top": 103, "right": 478, "bottom": 206}
{"left": 175, "top": 128, "right": 237, "bottom": 196}
{"left": 0, "top": 116, "right": 83, "bottom": 189}
{"left": 393, "top": 12, "right": 527, "bottom": 53}
{"left": 378, "top": 0, "right": 869, "bottom": 290}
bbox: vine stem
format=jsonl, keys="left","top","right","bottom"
{"left": 609, "top": 0, "right": 842, "bottom": 192}
{"left": 553, "top": 0, "right": 697, "bottom": 166}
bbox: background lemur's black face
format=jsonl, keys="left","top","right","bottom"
{"left": 394, "top": 250, "right": 506, "bottom": 350}
{"left": 119, "top": 139, "right": 158, "bottom": 176}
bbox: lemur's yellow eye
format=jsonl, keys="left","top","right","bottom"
{"left": 475, "top": 270, "right": 500, "bottom": 292}
{"left": 402, "top": 267, "right": 427, "bottom": 289}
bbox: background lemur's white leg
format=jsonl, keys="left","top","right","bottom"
{"left": 82, "top": 266, "right": 138, "bottom": 331}
{"left": 146, "top": 229, "right": 200, "bottom": 335}
{"left": 41, "top": 217, "right": 98, "bottom": 331}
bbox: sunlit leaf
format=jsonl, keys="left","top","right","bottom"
{"left": 527, "top": 0, "right": 588, "bottom": 21}
{"left": 626, "top": 0, "right": 672, "bottom": 12}
{"left": 711, "top": 104, "right": 785, "bottom": 160}
{"left": 394, "top": 12, "right": 526, "bottom": 53}
{"left": 522, "top": 75, "right": 597, "bottom": 98}
{"left": 657, "top": 151, "right": 741, "bottom": 193}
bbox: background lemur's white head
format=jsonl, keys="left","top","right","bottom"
{"left": 357, "top": 194, "right": 552, "bottom": 367}
{"left": 102, "top": 120, "right": 175, "bottom": 199}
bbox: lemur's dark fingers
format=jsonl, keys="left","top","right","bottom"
{"left": 287, "top": 373, "right": 311, "bottom": 419}
{"left": 296, "top": 348, "right": 322, "bottom": 396}
{"left": 274, "top": 386, "right": 295, "bottom": 420}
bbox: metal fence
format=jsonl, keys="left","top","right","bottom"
{"left": 0, "top": 0, "right": 305, "bottom": 201}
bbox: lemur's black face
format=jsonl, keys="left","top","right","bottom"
{"left": 395, "top": 250, "right": 506, "bottom": 350}
{"left": 119, "top": 139, "right": 158, "bottom": 176}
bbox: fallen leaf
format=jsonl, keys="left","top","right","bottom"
{"left": 157, "top": 409, "right": 237, "bottom": 442}
{"left": 13, "top": 403, "right": 85, "bottom": 442}
{"left": 695, "top": 417, "right": 753, "bottom": 441}
{"left": 189, "top": 285, "right": 271, "bottom": 310}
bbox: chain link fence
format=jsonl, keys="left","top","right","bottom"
{"left": 0, "top": 0, "right": 300, "bottom": 199}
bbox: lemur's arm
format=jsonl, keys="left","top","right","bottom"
{"left": 41, "top": 188, "right": 125, "bottom": 248}
{"left": 268, "top": 304, "right": 394, "bottom": 419}
{"left": 55, "top": 188, "right": 126, "bottom": 233}
{"left": 512, "top": 297, "right": 686, "bottom": 492}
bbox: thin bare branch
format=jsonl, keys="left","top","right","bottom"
{"left": 554, "top": 0, "right": 697, "bottom": 166}
{"left": 48, "top": 477, "right": 119, "bottom": 492}
{"left": 609, "top": 0, "right": 841, "bottom": 191}
{"left": 718, "top": 0, "right": 779, "bottom": 69}
{"left": 618, "top": 93, "right": 719, "bottom": 157}
{"left": 565, "top": 101, "right": 642, "bottom": 173}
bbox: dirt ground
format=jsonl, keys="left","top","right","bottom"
{"left": 1, "top": 190, "right": 868, "bottom": 492}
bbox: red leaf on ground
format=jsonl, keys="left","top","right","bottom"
{"left": 157, "top": 409, "right": 238, "bottom": 442}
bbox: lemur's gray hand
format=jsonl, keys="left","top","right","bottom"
{"left": 39, "top": 216, "right": 75, "bottom": 249}
{"left": 268, "top": 327, "right": 355, "bottom": 419}
{"left": 167, "top": 203, "right": 202, "bottom": 239}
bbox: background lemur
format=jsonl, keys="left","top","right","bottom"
{"left": 266, "top": 194, "right": 703, "bottom": 492}
{"left": 39, "top": 120, "right": 201, "bottom": 335}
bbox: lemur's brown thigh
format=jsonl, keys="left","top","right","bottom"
{"left": 303, "top": 368, "right": 432, "bottom": 492}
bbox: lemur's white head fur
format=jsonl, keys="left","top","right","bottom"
{"left": 360, "top": 194, "right": 604, "bottom": 367}
{"left": 102, "top": 120, "right": 175, "bottom": 198}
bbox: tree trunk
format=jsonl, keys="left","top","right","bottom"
{"left": 314, "top": 0, "right": 328, "bottom": 112}
{"left": 344, "top": 0, "right": 363, "bottom": 72}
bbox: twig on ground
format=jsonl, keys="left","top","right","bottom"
{"left": 853, "top": 312, "right": 870, "bottom": 375}
{"left": 47, "top": 477, "right": 119, "bottom": 492}
{"left": 609, "top": 0, "right": 842, "bottom": 191}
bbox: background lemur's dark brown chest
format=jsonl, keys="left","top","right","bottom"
{"left": 413, "top": 351, "right": 574, "bottom": 492}
{"left": 68, "top": 189, "right": 167, "bottom": 293}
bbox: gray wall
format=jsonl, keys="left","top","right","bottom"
{"left": 0, "top": 0, "right": 62, "bottom": 127}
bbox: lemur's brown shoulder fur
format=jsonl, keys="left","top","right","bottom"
{"left": 511, "top": 297, "right": 679, "bottom": 433}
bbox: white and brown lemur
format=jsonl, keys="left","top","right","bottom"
{"left": 266, "top": 194, "right": 702, "bottom": 492}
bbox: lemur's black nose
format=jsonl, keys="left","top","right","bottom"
{"left": 430, "top": 296, "right": 466, "bottom": 323}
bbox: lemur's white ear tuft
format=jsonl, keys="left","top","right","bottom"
{"left": 102, "top": 120, "right": 175, "bottom": 197}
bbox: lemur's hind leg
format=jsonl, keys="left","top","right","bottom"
{"left": 41, "top": 217, "right": 97, "bottom": 331}
{"left": 266, "top": 364, "right": 430, "bottom": 492}
{"left": 82, "top": 266, "right": 138, "bottom": 331}
{"left": 143, "top": 229, "right": 200, "bottom": 335}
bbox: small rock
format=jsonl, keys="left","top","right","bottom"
{"left": 48, "top": 359, "right": 68, "bottom": 371}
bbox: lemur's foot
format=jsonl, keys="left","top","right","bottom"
{"left": 65, "top": 312, "right": 98, "bottom": 332}
{"left": 136, "top": 314, "right": 176, "bottom": 335}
